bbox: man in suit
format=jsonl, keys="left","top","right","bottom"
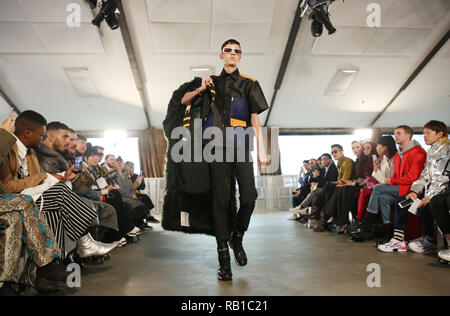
{"left": 289, "top": 154, "right": 338, "bottom": 221}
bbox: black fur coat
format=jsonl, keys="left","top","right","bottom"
{"left": 161, "top": 78, "right": 236, "bottom": 236}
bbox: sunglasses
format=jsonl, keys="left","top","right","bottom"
{"left": 331, "top": 150, "right": 340, "bottom": 154}
{"left": 222, "top": 47, "right": 243, "bottom": 55}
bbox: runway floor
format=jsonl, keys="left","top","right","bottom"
{"left": 59, "top": 212, "right": 450, "bottom": 296}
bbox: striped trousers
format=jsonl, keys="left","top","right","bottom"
{"left": 37, "top": 183, "right": 98, "bottom": 257}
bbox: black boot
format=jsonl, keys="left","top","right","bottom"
{"left": 217, "top": 242, "right": 232, "bottom": 281}
{"left": 229, "top": 231, "right": 247, "bottom": 266}
{"left": 352, "top": 213, "right": 378, "bottom": 242}
{"left": 35, "top": 259, "right": 68, "bottom": 292}
{"left": 0, "top": 282, "right": 19, "bottom": 296}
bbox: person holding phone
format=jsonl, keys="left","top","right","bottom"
{"left": 380, "top": 120, "right": 449, "bottom": 254}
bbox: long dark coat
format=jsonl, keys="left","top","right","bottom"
{"left": 161, "top": 78, "right": 236, "bottom": 236}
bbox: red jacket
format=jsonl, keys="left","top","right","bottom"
{"left": 390, "top": 142, "right": 427, "bottom": 196}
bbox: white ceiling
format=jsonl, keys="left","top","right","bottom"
{"left": 0, "top": 0, "right": 449, "bottom": 132}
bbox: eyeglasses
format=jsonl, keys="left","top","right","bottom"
{"left": 222, "top": 47, "right": 243, "bottom": 55}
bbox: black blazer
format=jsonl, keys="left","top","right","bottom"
{"left": 318, "top": 163, "right": 338, "bottom": 188}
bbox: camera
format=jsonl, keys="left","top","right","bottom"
{"left": 87, "top": 0, "right": 121, "bottom": 30}
{"left": 302, "top": 0, "right": 339, "bottom": 37}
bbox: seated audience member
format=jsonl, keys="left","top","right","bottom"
{"left": 124, "top": 161, "right": 159, "bottom": 223}
{"left": 61, "top": 128, "right": 78, "bottom": 166}
{"left": 298, "top": 160, "right": 310, "bottom": 186}
{"left": 290, "top": 159, "right": 318, "bottom": 210}
{"left": 0, "top": 111, "right": 117, "bottom": 259}
{"left": 332, "top": 140, "right": 377, "bottom": 232}
{"left": 291, "top": 160, "right": 312, "bottom": 208}
{"left": 75, "top": 134, "right": 87, "bottom": 157}
{"left": 354, "top": 136, "right": 397, "bottom": 224}
{"left": 288, "top": 154, "right": 338, "bottom": 222}
{"left": 115, "top": 157, "right": 151, "bottom": 230}
{"left": 72, "top": 149, "right": 140, "bottom": 242}
{"left": 313, "top": 143, "right": 355, "bottom": 232}
{"left": 354, "top": 125, "right": 427, "bottom": 244}
{"left": 35, "top": 122, "right": 71, "bottom": 174}
{"left": 0, "top": 111, "right": 66, "bottom": 295}
{"left": 36, "top": 122, "right": 120, "bottom": 247}
{"left": 379, "top": 121, "right": 449, "bottom": 253}
{"left": 93, "top": 146, "right": 105, "bottom": 164}
{"left": 430, "top": 190, "right": 450, "bottom": 262}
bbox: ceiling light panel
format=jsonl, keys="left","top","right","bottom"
{"left": 325, "top": 69, "right": 359, "bottom": 96}
{"left": 64, "top": 67, "right": 100, "bottom": 97}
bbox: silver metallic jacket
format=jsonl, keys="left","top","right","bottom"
{"left": 411, "top": 139, "right": 449, "bottom": 199}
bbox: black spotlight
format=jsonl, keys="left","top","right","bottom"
{"left": 311, "top": 18, "right": 323, "bottom": 37}
{"left": 307, "top": 0, "right": 337, "bottom": 36}
{"left": 92, "top": 0, "right": 121, "bottom": 30}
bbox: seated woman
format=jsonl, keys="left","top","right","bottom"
{"left": 334, "top": 140, "right": 377, "bottom": 233}
{"left": 327, "top": 141, "right": 376, "bottom": 231}
{"left": 0, "top": 111, "right": 66, "bottom": 295}
{"left": 355, "top": 136, "right": 397, "bottom": 223}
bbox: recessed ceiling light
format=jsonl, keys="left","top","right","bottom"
{"left": 64, "top": 68, "right": 100, "bottom": 97}
{"left": 325, "top": 69, "right": 359, "bottom": 96}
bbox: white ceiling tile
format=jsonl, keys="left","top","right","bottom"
{"left": 18, "top": 0, "right": 93, "bottom": 22}
{"left": 312, "top": 27, "right": 376, "bottom": 55}
{"left": 0, "top": 22, "right": 44, "bottom": 53}
{"left": 211, "top": 23, "right": 272, "bottom": 53}
{"left": 213, "top": 0, "right": 277, "bottom": 23}
{"left": 32, "top": 22, "right": 104, "bottom": 53}
{"left": 146, "top": 0, "right": 212, "bottom": 23}
{"left": 382, "top": 0, "right": 450, "bottom": 29}
{"left": 0, "top": 0, "right": 27, "bottom": 22}
{"left": 150, "top": 22, "right": 210, "bottom": 53}
{"left": 366, "top": 28, "right": 432, "bottom": 56}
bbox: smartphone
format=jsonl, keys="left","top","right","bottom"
{"left": 74, "top": 156, "right": 83, "bottom": 174}
{"left": 398, "top": 198, "right": 414, "bottom": 209}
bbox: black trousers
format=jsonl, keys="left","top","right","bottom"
{"left": 210, "top": 160, "right": 258, "bottom": 242}
{"left": 136, "top": 193, "right": 155, "bottom": 214}
{"left": 335, "top": 186, "right": 360, "bottom": 226}
{"left": 105, "top": 191, "right": 135, "bottom": 236}
{"left": 430, "top": 191, "right": 450, "bottom": 235}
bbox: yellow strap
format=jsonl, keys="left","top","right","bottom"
{"left": 230, "top": 118, "right": 247, "bottom": 127}
{"left": 183, "top": 124, "right": 190, "bottom": 127}
{"left": 183, "top": 117, "right": 191, "bottom": 121}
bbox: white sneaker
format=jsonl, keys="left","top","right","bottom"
{"left": 287, "top": 214, "right": 299, "bottom": 221}
{"left": 127, "top": 227, "right": 141, "bottom": 237}
{"left": 298, "top": 207, "right": 308, "bottom": 215}
{"left": 118, "top": 238, "right": 127, "bottom": 247}
{"left": 378, "top": 238, "right": 407, "bottom": 253}
{"left": 408, "top": 239, "right": 437, "bottom": 254}
{"left": 438, "top": 249, "right": 450, "bottom": 262}
{"left": 289, "top": 206, "right": 301, "bottom": 213}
